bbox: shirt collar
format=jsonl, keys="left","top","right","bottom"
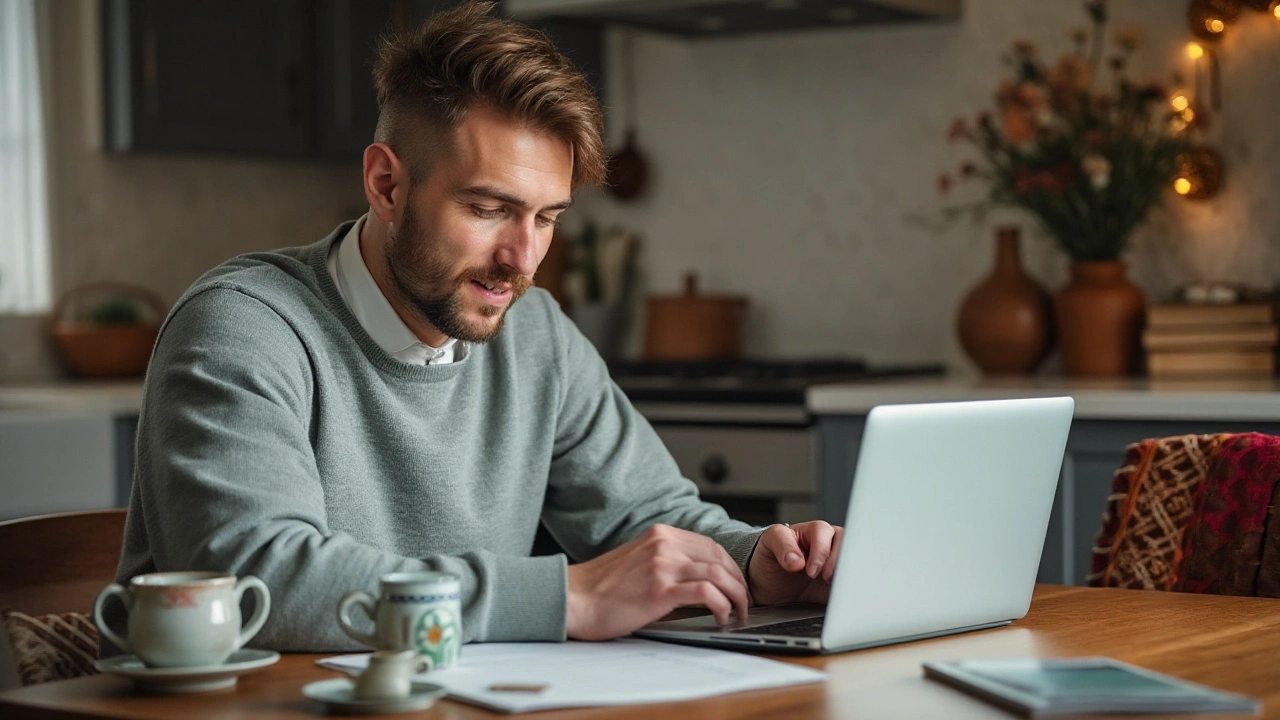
{"left": 330, "top": 216, "right": 460, "bottom": 360}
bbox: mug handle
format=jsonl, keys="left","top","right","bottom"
{"left": 412, "top": 655, "right": 433, "bottom": 675}
{"left": 91, "top": 584, "right": 133, "bottom": 654}
{"left": 234, "top": 576, "right": 271, "bottom": 648}
{"left": 337, "top": 591, "right": 379, "bottom": 648}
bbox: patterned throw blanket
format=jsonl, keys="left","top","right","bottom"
{"left": 2, "top": 610, "right": 100, "bottom": 686}
{"left": 1088, "top": 432, "right": 1280, "bottom": 596}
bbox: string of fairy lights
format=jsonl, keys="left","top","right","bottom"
{"left": 1170, "top": 0, "right": 1278, "bottom": 200}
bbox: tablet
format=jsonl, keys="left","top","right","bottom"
{"left": 923, "top": 657, "right": 1260, "bottom": 717}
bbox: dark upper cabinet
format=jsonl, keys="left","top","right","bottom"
{"left": 518, "top": 17, "right": 604, "bottom": 102}
{"left": 102, "top": 0, "right": 316, "bottom": 156}
{"left": 314, "top": 0, "right": 396, "bottom": 161}
{"left": 102, "top": 0, "right": 602, "bottom": 159}
{"left": 315, "top": 0, "right": 459, "bottom": 161}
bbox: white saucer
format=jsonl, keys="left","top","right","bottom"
{"left": 96, "top": 648, "right": 281, "bottom": 693}
{"left": 302, "top": 678, "right": 447, "bottom": 715}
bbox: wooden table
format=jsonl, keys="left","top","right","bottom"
{"left": 4, "top": 585, "right": 1280, "bottom": 719}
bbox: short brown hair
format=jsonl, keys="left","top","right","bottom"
{"left": 372, "top": 1, "right": 605, "bottom": 190}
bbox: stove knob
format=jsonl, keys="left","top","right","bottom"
{"left": 701, "top": 455, "right": 729, "bottom": 485}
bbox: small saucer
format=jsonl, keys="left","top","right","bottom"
{"left": 302, "top": 678, "right": 447, "bottom": 715}
{"left": 96, "top": 648, "right": 280, "bottom": 693}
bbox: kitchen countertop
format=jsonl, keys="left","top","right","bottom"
{"left": 0, "top": 380, "right": 144, "bottom": 418}
{"left": 7, "top": 375, "right": 1280, "bottom": 423}
{"left": 807, "top": 375, "right": 1280, "bottom": 421}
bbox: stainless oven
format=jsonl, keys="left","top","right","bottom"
{"left": 637, "top": 402, "right": 817, "bottom": 526}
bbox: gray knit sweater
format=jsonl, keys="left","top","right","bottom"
{"left": 113, "top": 223, "right": 761, "bottom": 651}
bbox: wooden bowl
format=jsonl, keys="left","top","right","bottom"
{"left": 50, "top": 283, "right": 166, "bottom": 378}
{"left": 52, "top": 323, "right": 161, "bottom": 378}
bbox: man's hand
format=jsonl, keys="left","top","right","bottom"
{"left": 747, "top": 521, "right": 843, "bottom": 606}
{"left": 566, "top": 524, "right": 749, "bottom": 641}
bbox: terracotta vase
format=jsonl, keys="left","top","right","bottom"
{"left": 1055, "top": 261, "right": 1146, "bottom": 376}
{"left": 956, "top": 227, "right": 1053, "bottom": 374}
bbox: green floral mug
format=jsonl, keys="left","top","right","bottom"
{"left": 337, "top": 571, "right": 461, "bottom": 669}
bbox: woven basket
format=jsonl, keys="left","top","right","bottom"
{"left": 50, "top": 283, "right": 166, "bottom": 378}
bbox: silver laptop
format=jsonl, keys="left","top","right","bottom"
{"left": 634, "top": 396, "right": 1074, "bottom": 654}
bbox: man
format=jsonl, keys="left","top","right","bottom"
{"left": 113, "top": 1, "right": 841, "bottom": 649}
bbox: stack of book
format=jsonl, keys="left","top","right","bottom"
{"left": 1143, "top": 303, "right": 1278, "bottom": 377}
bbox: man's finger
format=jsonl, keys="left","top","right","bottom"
{"left": 648, "top": 526, "right": 741, "bottom": 588}
{"left": 676, "top": 561, "right": 749, "bottom": 620}
{"left": 763, "top": 523, "right": 806, "bottom": 572}
{"left": 823, "top": 526, "right": 843, "bottom": 582}
{"left": 670, "top": 580, "right": 734, "bottom": 626}
{"left": 797, "top": 521, "right": 836, "bottom": 579}
{"left": 681, "top": 530, "right": 749, "bottom": 589}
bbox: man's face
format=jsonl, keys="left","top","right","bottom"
{"left": 384, "top": 107, "right": 573, "bottom": 344}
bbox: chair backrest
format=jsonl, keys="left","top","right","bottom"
{"left": 1089, "top": 433, "right": 1280, "bottom": 596}
{"left": 0, "top": 509, "right": 127, "bottom": 615}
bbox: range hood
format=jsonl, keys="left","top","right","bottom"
{"left": 505, "top": 0, "right": 961, "bottom": 37}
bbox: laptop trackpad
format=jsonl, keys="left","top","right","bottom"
{"left": 644, "top": 603, "right": 825, "bottom": 633}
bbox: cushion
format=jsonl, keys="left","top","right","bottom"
{"left": 1177, "top": 433, "right": 1280, "bottom": 595}
{"left": 2, "top": 609, "right": 101, "bottom": 686}
{"left": 1087, "top": 434, "right": 1225, "bottom": 590}
{"left": 1089, "top": 432, "right": 1280, "bottom": 597}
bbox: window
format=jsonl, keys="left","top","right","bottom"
{"left": 0, "top": 0, "right": 52, "bottom": 313}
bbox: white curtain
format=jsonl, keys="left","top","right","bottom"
{"left": 0, "top": 0, "right": 51, "bottom": 313}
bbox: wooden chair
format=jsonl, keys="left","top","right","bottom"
{"left": 0, "top": 509, "right": 128, "bottom": 690}
{"left": 1088, "top": 432, "right": 1280, "bottom": 596}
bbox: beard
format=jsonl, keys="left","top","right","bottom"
{"left": 383, "top": 204, "right": 532, "bottom": 344}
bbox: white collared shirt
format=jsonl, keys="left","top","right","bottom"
{"left": 326, "top": 216, "right": 463, "bottom": 366}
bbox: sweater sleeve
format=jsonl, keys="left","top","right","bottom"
{"left": 539, "top": 304, "right": 764, "bottom": 572}
{"left": 123, "top": 287, "right": 567, "bottom": 650}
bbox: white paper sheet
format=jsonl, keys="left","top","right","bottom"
{"left": 318, "top": 638, "right": 827, "bottom": 713}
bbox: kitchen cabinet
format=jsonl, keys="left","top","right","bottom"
{"left": 102, "top": 0, "right": 316, "bottom": 156}
{"left": 315, "top": 0, "right": 463, "bottom": 160}
{"left": 0, "top": 412, "right": 116, "bottom": 522}
{"left": 815, "top": 400, "right": 1280, "bottom": 587}
{"left": 518, "top": 17, "right": 604, "bottom": 102}
{"left": 0, "top": 384, "right": 144, "bottom": 521}
{"left": 504, "top": 0, "right": 961, "bottom": 37}
{"left": 102, "top": 0, "right": 602, "bottom": 160}
{"left": 114, "top": 414, "right": 138, "bottom": 507}
{"left": 314, "top": 0, "right": 398, "bottom": 161}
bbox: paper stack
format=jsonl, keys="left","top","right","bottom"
{"left": 319, "top": 639, "right": 826, "bottom": 713}
{"left": 1143, "top": 303, "right": 1278, "bottom": 378}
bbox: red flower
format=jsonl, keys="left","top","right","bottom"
{"left": 946, "top": 117, "right": 970, "bottom": 142}
{"left": 937, "top": 173, "right": 953, "bottom": 195}
{"left": 1012, "top": 167, "right": 1073, "bottom": 196}
{"left": 959, "top": 161, "right": 977, "bottom": 178}
{"left": 1014, "top": 169, "right": 1037, "bottom": 195}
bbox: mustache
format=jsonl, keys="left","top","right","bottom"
{"left": 461, "top": 267, "right": 533, "bottom": 294}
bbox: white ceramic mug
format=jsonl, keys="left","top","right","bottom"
{"left": 93, "top": 571, "right": 270, "bottom": 668}
{"left": 337, "top": 571, "right": 461, "bottom": 669}
{"left": 354, "top": 649, "right": 433, "bottom": 700}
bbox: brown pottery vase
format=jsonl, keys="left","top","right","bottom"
{"left": 957, "top": 227, "right": 1053, "bottom": 374}
{"left": 1055, "top": 261, "right": 1145, "bottom": 376}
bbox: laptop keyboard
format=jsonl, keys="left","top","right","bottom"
{"left": 730, "top": 616, "right": 825, "bottom": 638}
